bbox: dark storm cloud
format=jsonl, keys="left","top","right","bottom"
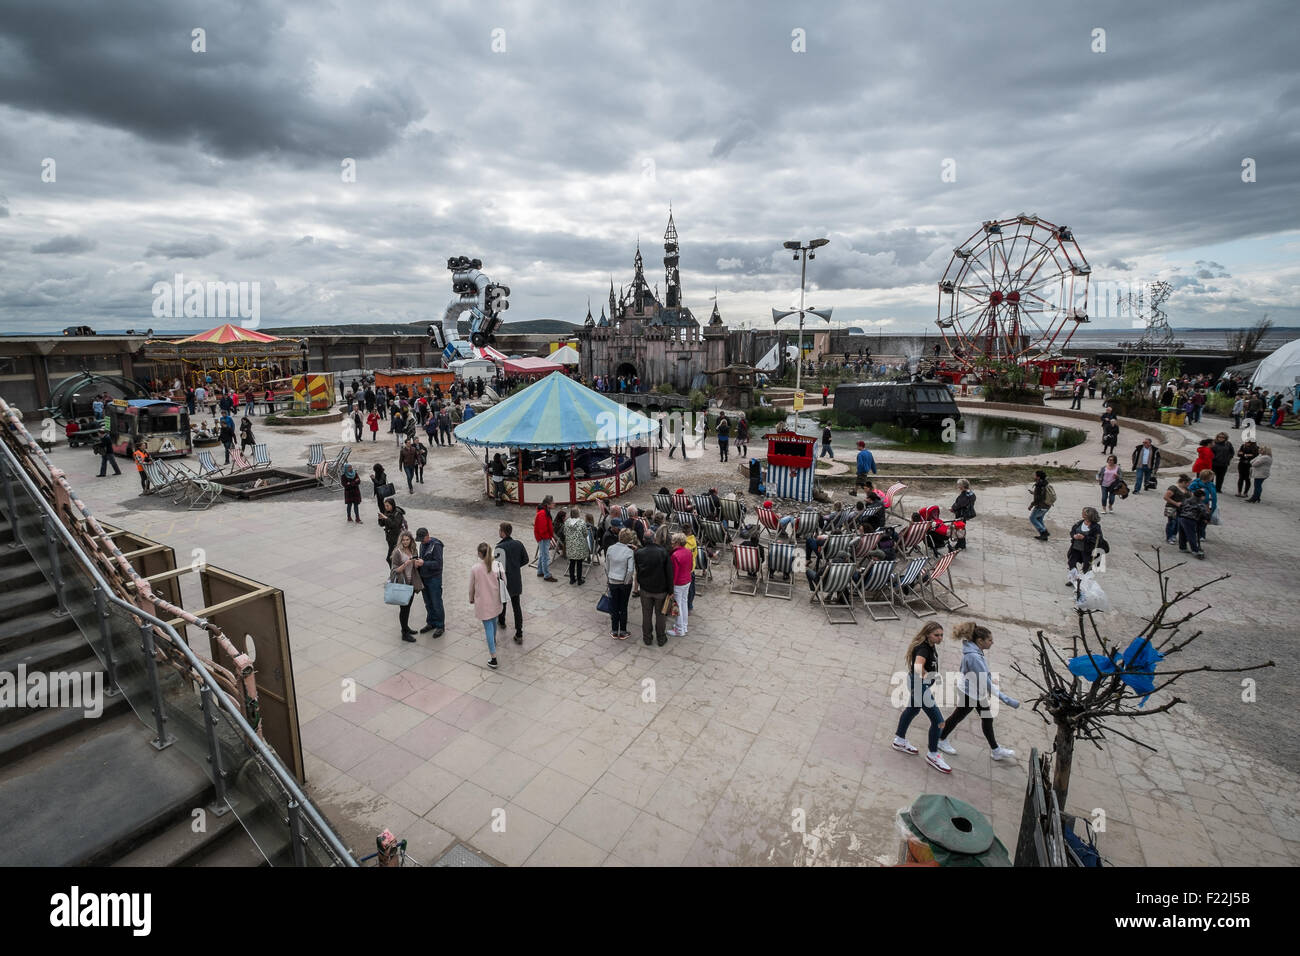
{"left": 31, "top": 235, "right": 96, "bottom": 254}
{"left": 145, "top": 235, "right": 226, "bottom": 259}
{"left": 0, "top": 0, "right": 1297, "bottom": 333}
{"left": 0, "top": 0, "right": 424, "bottom": 160}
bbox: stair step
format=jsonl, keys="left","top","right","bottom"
{"left": 0, "top": 547, "right": 30, "bottom": 568}
{"left": 112, "top": 800, "right": 264, "bottom": 867}
{"left": 0, "top": 582, "right": 59, "bottom": 623}
{"left": 0, "top": 561, "right": 43, "bottom": 590}
{"left": 0, "top": 712, "right": 216, "bottom": 866}
{"left": 0, "top": 678, "right": 131, "bottom": 768}
{"left": 192, "top": 828, "right": 271, "bottom": 867}
{"left": 0, "top": 605, "right": 82, "bottom": 655}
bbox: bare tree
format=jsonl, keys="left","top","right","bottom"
{"left": 1225, "top": 314, "right": 1273, "bottom": 359}
{"left": 1012, "top": 550, "right": 1274, "bottom": 809}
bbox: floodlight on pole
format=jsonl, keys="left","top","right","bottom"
{"left": 771, "top": 238, "right": 831, "bottom": 399}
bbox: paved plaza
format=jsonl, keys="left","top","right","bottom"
{"left": 49, "top": 400, "right": 1300, "bottom": 866}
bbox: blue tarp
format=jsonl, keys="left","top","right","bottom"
{"left": 1067, "top": 636, "right": 1165, "bottom": 706}
{"left": 452, "top": 373, "right": 659, "bottom": 450}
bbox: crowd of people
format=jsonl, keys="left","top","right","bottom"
{"left": 1026, "top": 396, "right": 1279, "bottom": 575}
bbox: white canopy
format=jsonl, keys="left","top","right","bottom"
{"left": 1251, "top": 338, "right": 1300, "bottom": 395}
{"left": 550, "top": 345, "right": 580, "bottom": 365}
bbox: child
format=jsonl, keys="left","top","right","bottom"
{"left": 937, "top": 622, "right": 1019, "bottom": 761}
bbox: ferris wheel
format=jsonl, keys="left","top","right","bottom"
{"left": 936, "top": 215, "right": 1091, "bottom": 363}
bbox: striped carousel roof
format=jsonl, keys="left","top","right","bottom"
{"left": 453, "top": 372, "right": 659, "bottom": 450}
{"left": 175, "top": 324, "right": 284, "bottom": 345}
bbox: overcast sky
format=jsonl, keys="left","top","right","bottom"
{"left": 1, "top": 0, "right": 1297, "bottom": 337}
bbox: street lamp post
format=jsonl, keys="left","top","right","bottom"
{"left": 773, "top": 238, "right": 831, "bottom": 406}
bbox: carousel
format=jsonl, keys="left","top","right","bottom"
{"left": 453, "top": 372, "right": 658, "bottom": 505}
{"left": 142, "top": 323, "right": 305, "bottom": 392}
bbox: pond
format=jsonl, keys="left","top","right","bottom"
{"left": 843, "top": 415, "right": 1087, "bottom": 457}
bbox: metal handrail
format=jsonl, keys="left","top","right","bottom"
{"left": 0, "top": 410, "right": 356, "bottom": 866}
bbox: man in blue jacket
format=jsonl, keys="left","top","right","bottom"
{"left": 850, "top": 440, "right": 878, "bottom": 496}
{"left": 416, "top": 527, "right": 445, "bottom": 637}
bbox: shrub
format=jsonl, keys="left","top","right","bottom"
{"left": 654, "top": 383, "right": 675, "bottom": 395}
{"left": 688, "top": 388, "right": 709, "bottom": 410}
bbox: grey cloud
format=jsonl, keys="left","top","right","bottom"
{"left": 31, "top": 235, "right": 96, "bottom": 254}
{"left": 145, "top": 235, "right": 226, "bottom": 259}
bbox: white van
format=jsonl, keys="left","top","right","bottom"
{"left": 449, "top": 358, "right": 497, "bottom": 382}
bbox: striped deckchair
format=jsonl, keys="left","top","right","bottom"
{"left": 922, "top": 550, "right": 968, "bottom": 611}
{"left": 755, "top": 506, "right": 781, "bottom": 542}
{"left": 691, "top": 493, "right": 718, "bottom": 520}
{"left": 765, "top": 541, "right": 797, "bottom": 600}
{"left": 812, "top": 561, "right": 858, "bottom": 624}
{"left": 719, "top": 496, "right": 746, "bottom": 531}
{"left": 795, "top": 509, "right": 821, "bottom": 540}
{"left": 857, "top": 559, "right": 899, "bottom": 622}
{"left": 729, "top": 543, "right": 763, "bottom": 596}
{"left": 671, "top": 492, "right": 691, "bottom": 514}
{"left": 892, "top": 557, "right": 937, "bottom": 617}
{"left": 653, "top": 492, "right": 673, "bottom": 516}
{"left": 899, "top": 520, "right": 931, "bottom": 556}
{"left": 252, "top": 443, "right": 272, "bottom": 468}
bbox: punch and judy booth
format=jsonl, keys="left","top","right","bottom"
{"left": 762, "top": 429, "right": 816, "bottom": 502}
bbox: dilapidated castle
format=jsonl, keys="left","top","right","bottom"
{"left": 577, "top": 210, "right": 728, "bottom": 391}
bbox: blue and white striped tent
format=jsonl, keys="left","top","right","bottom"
{"left": 453, "top": 372, "right": 659, "bottom": 450}
{"left": 766, "top": 462, "right": 814, "bottom": 501}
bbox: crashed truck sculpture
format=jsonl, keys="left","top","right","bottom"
{"left": 427, "top": 256, "right": 509, "bottom": 364}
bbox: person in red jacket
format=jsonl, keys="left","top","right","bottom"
{"left": 366, "top": 410, "right": 380, "bottom": 441}
{"left": 821, "top": 384, "right": 830, "bottom": 406}
{"left": 1192, "top": 438, "right": 1214, "bottom": 475}
{"left": 533, "top": 495, "right": 557, "bottom": 581}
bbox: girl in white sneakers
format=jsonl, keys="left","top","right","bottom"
{"left": 936, "top": 622, "right": 1019, "bottom": 762}
{"left": 892, "top": 621, "right": 950, "bottom": 773}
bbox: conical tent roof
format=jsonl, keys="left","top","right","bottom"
{"left": 550, "top": 345, "right": 580, "bottom": 365}
{"left": 1251, "top": 338, "right": 1300, "bottom": 395}
{"left": 176, "top": 323, "right": 283, "bottom": 344}
{"left": 453, "top": 373, "right": 659, "bottom": 450}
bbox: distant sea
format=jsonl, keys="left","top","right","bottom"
{"left": 1063, "top": 327, "right": 1300, "bottom": 351}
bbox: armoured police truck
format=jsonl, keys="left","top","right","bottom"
{"left": 833, "top": 381, "right": 960, "bottom": 430}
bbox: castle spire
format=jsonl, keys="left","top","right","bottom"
{"left": 663, "top": 207, "right": 681, "bottom": 310}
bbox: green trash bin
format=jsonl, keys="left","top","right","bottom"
{"left": 898, "top": 794, "right": 1012, "bottom": 867}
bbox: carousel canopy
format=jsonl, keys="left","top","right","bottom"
{"left": 473, "top": 345, "right": 508, "bottom": 362}
{"left": 453, "top": 373, "right": 659, "bottom": 450}
{"left": 176, "top": 324, "right": 283, "bottom": 344}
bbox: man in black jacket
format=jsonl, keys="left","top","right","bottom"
{"left": 495, "top": 522, "right": 529, "bottom": 644}
{"left": 1130, "top": 438, "right": 1161, "bottom": 494}
{"left": 416, "top": 527, "right": 445, "bottom": 637}
{"left": 633, "top": 529, "right": 673, "bottom": 646}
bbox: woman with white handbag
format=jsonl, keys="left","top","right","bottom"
{"left": 388, "top": 530, "right": 424, "bottom": 643}
{"left": 469, "top": 542, "right": 505, "bottom": 669}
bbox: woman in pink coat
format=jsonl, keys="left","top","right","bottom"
{"left": 668, "top": 532, "right": 693, "bottom": 638}
{"left": 468, "top": 541, "right": 504, "bottom": 669}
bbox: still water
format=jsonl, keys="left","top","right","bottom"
{"left": 846, "top": 415, "right": 1087, "bottom": 457}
